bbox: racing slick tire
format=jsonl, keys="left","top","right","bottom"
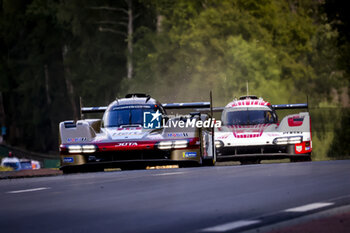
{"left": 179, "top": 161, "right": 202, "bottom": 168}
{"left": 290, "top": 157, "right": 312, "bottom": 162}
{"left": 61, "top": 167, "right": 79, "bottom": 174}
{"left": 240, "top": 159, "right": 261, "bottom": 165}
{"left": 202, "top": 158, "right": 215, "bottom": 166}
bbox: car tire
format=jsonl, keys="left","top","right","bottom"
{"left": 290, "top": 157, "right": 312, "bottom": 162}
{"left": 240, "top": 159, "right": 261, "bottom": 165}
{"left": 61, "top": 167, "right": 79, "bottom": 174}
{"left": 202, "top": 158, "right": 215, "bottom": 166}
{"left": 88, "top": 166, "right": 104, "bottom": 173}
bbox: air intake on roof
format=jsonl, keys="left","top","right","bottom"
{"left": 239, "top": 95, "right": 258, "bottom": 100}
{"left": 125, "top": 93, "right": 149, "bottom": 98}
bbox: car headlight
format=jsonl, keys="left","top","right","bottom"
{"left": 173, "top": 140, "right": 188, "bottom": 149}
{"left": 273, "top": 136, "right": 302, "bottom": 145}
{"left": 215, "top": 140, "right": 224, "bottom": 148}
{"left": 158, "top": 140, "right": 188, "bottom": 150}
{"left": 158, "top": 141, "right": 172, "bottom": 150}
{"left": 82, "top": 145, "right": 97, "bottom": 153}
{"left": 68, "top": 145, "right": 82, "bottom": 153}
{"left": 68, "top": 145, "right": 96, "bottom": 153}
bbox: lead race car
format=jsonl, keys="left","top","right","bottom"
{"left": 59, "top": 94, "right": 216, "bottom": 173}
{"left": 214, "top": 96, "right": 312, "bottom": 164}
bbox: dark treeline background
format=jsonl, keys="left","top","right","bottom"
{"left": 0, "top": 0, "right": 349, "bottom": 159}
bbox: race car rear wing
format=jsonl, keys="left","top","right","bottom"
{"left": 81, "top": 102, "right": 211, "bottom": 114}
{"left": 81, "top": 106, "right": 108, "bottom": 114}
{"left": 195, "top": 107, "right": 224, "bottom": 112}
{"left": 272, "top": 103, "right": 308, "bottom": 110}
{"left": 162, "top": 102, "right": 210, "bottom": 109}
{"left": 196, "top": 103, "right": 308, "bottom": 113}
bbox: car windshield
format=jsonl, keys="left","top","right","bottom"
{"left": 104, "top": 105, "right": 162, "bottom": 128}
{"left": 225, "top": 110, "right": 277, "bottom": 125}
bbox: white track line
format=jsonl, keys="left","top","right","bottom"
{"left": 201, "top": 220, "right": 261, "bottom": 232}
{"left": 7, "top": 187, "right": 50, "bottom": 194}
{"left": 200, "top": 202, "right": 334, "bottom": 232}
{"left": 284, "top": 202, "right": 334, "bottom": 212}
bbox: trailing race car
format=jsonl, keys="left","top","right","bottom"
{"left": 1, "top": 157, "right": 40, "bottom": 171}
{"left": 59, "top": 94, "right": 216, "bottom": 173}
{"left": 215, "top": 96, "right": 312, "bottom": 164}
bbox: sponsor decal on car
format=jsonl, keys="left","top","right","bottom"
{"left": 117, "top": 127, "right": 142, "bottom": 131}
{"left": 115, "top": 142, "right": 138, "bottom": 147}
{"left": 306, "top": 146, "right": 311, "bottom": 150}
{"left": 63, "top": 157, "right": 74, "bottom": 163}
{"left": 217, "top": 134, "right": 229, "bottom": 139}
{"left": 183, "top": 152, "right": 197, "bottom": 158}
{"left": 113, "top": 131, "right": 143, "bottom": 136}
{"left": 167, "top": 133, "right": 188, "bottom": 137}
{"left": 296, "top": 145, "right": 303, "bottom": 153}
{"left": 67, "top": 137, "right": 87, "bottom": 143}
{"left": 288, "top": 116, "right": 304, "bottom": 127}
{"left": 230, "top": 124, "right": 270, "bottom": 138}
{"left": 283, "top": 131, "right": 302, "bottom": 135}
{"left": 267, "top": 133, "right": 280, "bottom": 137}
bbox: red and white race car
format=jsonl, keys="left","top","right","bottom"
{"left": 215, "top": 96, "right": 312, "bottom": 164}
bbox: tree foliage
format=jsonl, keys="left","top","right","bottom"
{"left": 130, "top": 0, "right": 345, "bottom": 107}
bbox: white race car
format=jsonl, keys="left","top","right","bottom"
{"left": 215, "top": 96, "right": 312, "bottom": 164}
{"left": 59, "top": 93, "right": 216, "bottom": 173}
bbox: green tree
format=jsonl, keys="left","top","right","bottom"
{"left": 131, "top": 0, "right": 327, "bottom": 105}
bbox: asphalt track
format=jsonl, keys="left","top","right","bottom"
{"left": 1, "top": 160, "right": 350, "bottom": 233}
